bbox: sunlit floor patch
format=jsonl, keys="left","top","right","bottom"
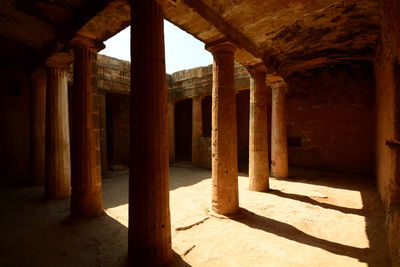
{"left": 105, "top": 204, "right": 128, "bottom": 227}
{"left": 106, "top": 166, "right": 390, "bottom": 266}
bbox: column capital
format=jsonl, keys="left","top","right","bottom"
{"left": 70, "top": 35, "right": 105, "bottom": 52}
{"left": 205, "top": 39, "right": 236, "bottom": 55}
{"left": 247, "top": 63, "right": 267, "bottom": 77}
{"left": 267, "top": 74, "right": 288, "bottom": 92}
{"left": 45, "top": 51, "right": 73, "bottom": 68}
{"left": 31, "top": 67, "right": 46, "bottom": 80}
{"left": 192, "top": 95, "right": 204, "bottom": 101}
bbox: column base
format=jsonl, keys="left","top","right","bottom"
{"left": 71, "top": 185, "right": 103, "bottom": 217}
{"left": 249, "top": 183, "right": 269, "bottom": 192}
{"left": 209, "top": 207, "right": 244, "bottom": 219}
{"left": 271, "top": 172, "right": 289, "bottom": 180}
{"left": 211, "top": 202, "right": 240, "bottom": 216}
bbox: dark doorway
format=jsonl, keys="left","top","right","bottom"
{"left": 236, "top": 90, "right": 250, "bottom": 172}
{"left": 200, "top": 92, "right": 250, "bottom": 172}
{"left": 106, "top": 93, "right": 130, "bottom": 166}
{"left": 202, "top": 95, "right": 212, "bottom": 137}
{"left": 175, "top": 99, "right": 192, "bottom": 161}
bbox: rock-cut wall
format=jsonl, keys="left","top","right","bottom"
{"left": 374, "top": 0, "right": 400, "bottom": 263}
{"left": 100, "top": 55, "right": 376, "bottom": 175}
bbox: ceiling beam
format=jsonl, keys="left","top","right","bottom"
{"left": 179, "top": 2, "right": 258, "bottom": 53}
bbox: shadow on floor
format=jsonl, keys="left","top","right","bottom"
{"left": 169, "top": 252, "right": 192, "bottom": 267}
{"left": 234, "top": 208, "right": 381, "bottom": 265}
{"left": 0, "top": 184, "right": 192, "bottom": 267}
{"left": 169, "top": 164, "right": 211, "bottom": 191}
{"left": 102, "top": 166, "right": 211, "bottom": 209}
{"left": 268, "top": 189, "right": 366, "bottom": 216}
{"left": 262, "top": 169, "right": 390, "bottom": 266}
{"left": 1, "top": 167, "right": 389, "bottom": 266}
{"left": 0, "top": 187, "right": 128, "bottom": 266}
{"left": 283, "top": 167, "right": 375, "bottom": 191}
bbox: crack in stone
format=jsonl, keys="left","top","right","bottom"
{"left": 183, "top": 244, "right": 196, "bottom": 256}
{"left": 175, "top": 216, "right": 209, "bottom": 231}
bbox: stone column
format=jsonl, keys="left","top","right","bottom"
{"left": 271, "top": 80, "right": 288, "bottom": 179}
{"left": 168, "top": 101, "right": 175, "bottom": 163}
{"left": 207, "top": 41, "right": 239, "bottom": 215}
{"left": 248, "top": 64, "right": 269, "bottom": 191}
{"left": 45, "top": 67, "right": 71, "bottom": 199}
{"left": 129, "top": 0, "right": 172, "bottom": 265}
{"left": 31, "top": 69, "right": 46, "bottom": 186}
{"left": 70, "top": 37, "right": 103, "bottom": 217}
{"left": 192, "top": 96, "right": 203, "bottom": 167}
{"left": 99, "top": 91, "right": 108, "bottom": 174}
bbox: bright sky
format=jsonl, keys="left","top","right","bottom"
{"left": 99, "top": 20, "right": 213, "bottom": 74}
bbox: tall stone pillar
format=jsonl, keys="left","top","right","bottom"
{"left": 207, "top": 41, "right": 239, "bottom": 215}
{"left": 31, "top": 69, "right": 46, "bottom": 186}
{"left": 168, "top": 101, "right": 175, "bottom": 163}
{"left": 192, "top": 96, "right": 203, "bottom": 167}
{"left": 271, "top": 80, "right": 288, "bottom": 179}
{"left": 70, "top": 37, "right": 103, "bottom": 217}
{"left": 99, "top": 91, "right": 108, "bottom": 174}
{"left": 129, "top": 0, "right": 172, "bottom": 265}
{"left": 45, "top": 67, "right": 71, "bottom": 199}
{"left": 248, "top": 64, "right": 269, "bottom": 191}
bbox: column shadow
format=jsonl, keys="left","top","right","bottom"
{"left": 233, "top": 208, "right": 373, "bottom": 264}
{"left": 168, "top": 252, "right": 192, "bottom": 267}
{"left": 262, "top": 169, "right": 391, "bottom": 266}
{"left": 267, "top": 189, "right": 366, "bottom": 216}
{"left": 103, "top": 166, "right": 211, "bottom": 209}
{"left": 0, "top": 182, "right": 192, "bottom": 267}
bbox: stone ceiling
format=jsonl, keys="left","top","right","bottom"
{"left": 163, "top": 0, "right": 381, "bottom": 74}
{"left": 0, "top": 0, "right": 129, "bottom": 76}
{"left": 0, "top": 0, "right": 381, "bottom": 79}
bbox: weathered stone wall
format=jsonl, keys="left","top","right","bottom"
{"left": 0, "top": 76, "right": 31, "bottom": 183}
{"left": 286, "top": 61, "right": 375, "bottom": 174}
{"left": 106, "top": 93, "right": 130, "bottom": 165}
{"left": 101, "top": 55, "right": 376, "bottom": 176}
{"left": 374, "top": 0, "right": 400, "bottom": 263}
{"left": 178, "top": 61, "right": 375, "bottom": 174}
{"left": 0, "top": 54, "right": 378, "bottom": 184}
{"left": 97, "top": 55, "right": 131, "bottom": 94}
{"left": 168, "top": 62, "right": 250, "bottom": 102}
{"left": 102, "top": 62, "right": 253, "bottom": 167}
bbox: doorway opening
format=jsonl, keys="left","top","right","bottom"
{"left": 175, "top": 98, "right": 193, "bottom": 162}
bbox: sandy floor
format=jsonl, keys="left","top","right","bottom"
{"left": 0, "top": 165, "right": 391, "bottom": 266}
